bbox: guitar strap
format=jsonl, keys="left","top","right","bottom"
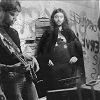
{"left": 0, "top": 28, "right": 38, "bottom": 82}
{"left": 0, "top": 28, "right": 21, "bottom": 56}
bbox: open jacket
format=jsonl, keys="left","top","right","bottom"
{"left": 37, "top": 26, "right": 86, "bottom": 88}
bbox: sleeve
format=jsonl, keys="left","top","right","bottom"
{"left": 74, "top": 37, "right": 86, "bottom": 82}
{"left": 67, "top": 29, "right": 77, "bottom": 42}
{"left": 68, "top": 29, "right": 86, "bottom": 81}
{"left": 68, "top": 29, "right": 83, "bottom": 59}
{"left": 74, "top": 38, "right": 83, "bottom": 59}
{"left": 37, "top": 28, "right": 50, "bottom": 55}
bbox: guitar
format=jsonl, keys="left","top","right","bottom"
{"left": 0, "top": 28, "right": 37, "bottom": 82}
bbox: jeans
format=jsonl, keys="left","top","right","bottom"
{"left": 2, "top": 72, "right": 38, "bottom": 100}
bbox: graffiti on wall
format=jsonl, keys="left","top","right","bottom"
{"left": 70, "top": 10, "right": 98, "bottom": 38}
{"left": 70, "top": 10, "right": 99, "bottom": 80}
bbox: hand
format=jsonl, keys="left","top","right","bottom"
{"left": 22, "top": 53, "right": 40, "bottom": 72}
{"left": 69, "top": 56, "right": 78, "bottom": 64}
{"left": 48, "top": 59, "right": 54, "bottom": 66}
{"left": 23, "top": 53, "right": 32, "bottom": 61}
{"left": 31, "top": 56, "right": 39, "bottom": 72}
{"left": 25, "top": 56, "right": 39, "bottom": 72}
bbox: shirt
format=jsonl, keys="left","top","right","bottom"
{"left": 0, "top": 26, "right": 21, "bottom": 65}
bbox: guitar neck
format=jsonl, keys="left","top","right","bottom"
{"left": 13, "top": 51, "right": 27, "bottom": 66}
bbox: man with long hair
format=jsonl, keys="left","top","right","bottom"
{"left": 0, "top": 0, "right": 39, "bottom": 100}
{"left": 37, "top": 8, "right": 86, "bottom": 90}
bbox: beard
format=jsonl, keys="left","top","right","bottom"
{"left": 3, "top": 18, "right": 14, "bottom": 27}
{"left": 55, "top": 20, "right": 63, "bottom": 27}
{"left": 2, "top": 13, "right": 13, "bottom": 27}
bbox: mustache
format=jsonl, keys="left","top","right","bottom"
{"left": 57, "top": 20, "right": 61, "bottom": 22}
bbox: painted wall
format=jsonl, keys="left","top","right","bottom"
{"left": 11, "top": 0, "right": 99, "bottom": 82}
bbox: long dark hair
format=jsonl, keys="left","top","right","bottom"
{"left": 37, "top": 8, "right": 75, "bottom": 54}
{"left": 50, "top": 8, "right": 69, "bottom": 31}
{"left": 0, "top": 1, "right": 21, "bottom": 26}
{"left": 0, "top": 0, "right": 21, "bottom": 12}
{"left": 48, "top": 8, "right": 71, "bottom": 51}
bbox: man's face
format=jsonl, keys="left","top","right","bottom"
{"left": 4, "top": 11, "right": 19, "bottom": 26}
{"left": 54, "top": 12, "right": 64, "bottom": 26}
{"left": 0, "top": 8, "right": 4, "bottom": 23}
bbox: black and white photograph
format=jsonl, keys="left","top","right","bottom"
{"left": 0, "top": 0, "right": 99, "bottom": 100}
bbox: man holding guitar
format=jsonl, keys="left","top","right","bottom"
{"left": 0, "top": 0, "right": 39, "bottom": 100}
